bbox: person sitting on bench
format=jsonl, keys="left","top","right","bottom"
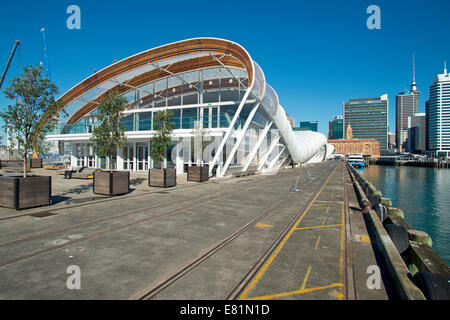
{"left": 64, "top": 162, "right": 75, "bottom": 179}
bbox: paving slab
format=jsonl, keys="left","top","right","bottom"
{"left": 0, "top": 162, "right": 394, "bottom": 299}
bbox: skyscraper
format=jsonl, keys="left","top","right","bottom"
{"left": 427, "top": 62, "right": 450, "bottom": 158}
{"left": 294, "top": 121, "right": 318, "bottom": 132}
{"left": 396, "top": 55, "right": 420, "bottom": 151}
{"left": 328, "top": 116, "right": 343, "bottom": 139}
{"left": 343, "top": 94, "right": 388, "bottom": 150}
{"left": 407, "top": 113, "right": 426, "bottom": 152}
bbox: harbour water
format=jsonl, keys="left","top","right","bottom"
{"left": 361, "top": 164, "right": 450, "bottom": 265}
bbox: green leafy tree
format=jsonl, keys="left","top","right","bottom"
{"left": 151, "top": 109, "right": 174, "bottom": 169}
{"left": 90, "top": 91, "right": 128, "bottom": 172}
{"left": 0, "top": 65, "right": 61, "bottom": 177}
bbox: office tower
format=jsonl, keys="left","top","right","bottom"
{"left": 328, "top": 116, "right": 343, "bottom": 139}
{"left": 396, "top": 55, "right": 420, "bottom": 151}
{"left": 343, "top": 94, "right": 388, "bottom": 150}
{"left": 427, "top": 62, "right": 450, "bottom": 158}
{"left": 294, "top": 121, "right": 318, "bottom": 132}
{"left": 388, "top": 132, "right": 395, "bottom": 149}
{"left": 425, "top": 100, "right": 430, "bottom": 150}
{"left": 407, "top": 113, "right": 426, "bottom": 152}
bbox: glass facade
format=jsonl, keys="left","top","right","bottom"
{"left": 329, "top": 117, "right": 343, "bottom": 139}
{"left": 344, "top": 96, "right": 388, "bottom": 150}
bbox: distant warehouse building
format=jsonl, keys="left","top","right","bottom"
{"left": 328, "top": 124, "right": 380, "bottom": 158}
{"left": 328, "top": 139, "right": 380, "bottom": 158}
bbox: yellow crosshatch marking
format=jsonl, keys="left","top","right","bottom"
{"left": 238, "top": 165, "right": 340, "bottom": 300}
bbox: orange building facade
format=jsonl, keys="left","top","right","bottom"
{"left": 327, "top": 139, "right": 380, "bottom": 158}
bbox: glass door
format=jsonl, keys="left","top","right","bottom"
{"left": 123, "top": 144, "right": 134, "bottom": 170}
{"left": 137, "top": 144, "right": 148, "bottom": 170}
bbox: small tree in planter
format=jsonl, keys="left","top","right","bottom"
{"left": 0, "top": 65, "right": 61, "bottom": 209}
{"left": 187, "top": 120, "right": 210, "bottom": 182}
{"left": 90, "top": 91, "right": 130, "bottom": 196}
{"left": 149, "top": 109, "right": 176, "bottom": 187}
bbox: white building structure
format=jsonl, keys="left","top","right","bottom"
{"left": 427, "top": 62, "right": 450, "bottom": 158}
{"left": 42, "top": 38, "right": 333, "bottom": 175}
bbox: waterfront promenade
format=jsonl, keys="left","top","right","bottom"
{"left": 0, "top": 162, "right": 395, "bottom": 299}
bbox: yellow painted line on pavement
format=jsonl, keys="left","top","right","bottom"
{"left": 301, "top": 266, "right": 312, "bottom": 290}
{"left": 244, "top": 283, "right": 344, "bottom": 300}
{"left": 238, "top": 164, "right": 339, "bottom": 300}
{"left": 338, "top": 165, "right": 346, "bottom": 300}
{"left": 255, "top": 222, "right": 274, "bottom": 228}
{"left": 314, "top": 236, "right": 321, "bottom": 250}
{"left": 294, "top": 224, "right": 342, "bottom": 231}
{"left": 311, "top": 202, "right": 343, "bottom": 206}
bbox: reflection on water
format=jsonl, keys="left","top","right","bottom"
{"left": 361, "top": 165, "right": 450, "bottom": 265}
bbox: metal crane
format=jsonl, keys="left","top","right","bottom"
{"left": 0, "top": 40, "right": 20, "bottom": 89}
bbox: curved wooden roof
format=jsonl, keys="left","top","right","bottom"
{"left": 35, "top": 38, "right": 254, "bottom": 141}
{"left": 68, "top": 54, "right": 245, "bottom": 124}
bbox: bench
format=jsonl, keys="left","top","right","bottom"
{"left": 57, "top": 167, "right": 99, "bottom": 179}
{"left": 72, "top": 167, "right": 100, "bottom": 179}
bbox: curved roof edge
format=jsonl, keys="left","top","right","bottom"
{"left": 36, "top": 38, "right": 255, "bottom": 135}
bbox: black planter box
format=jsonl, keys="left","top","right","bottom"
{"left": 0, "top": 175, "right": 51, "bottom": 210}
{"left": 149, "top": 168, "right": 176, "bottom": 188}
{"left": 27, "top": 158, "right": 43, "bottom": 168}
{"left": 93, "top": 171, "right": 130, "bottom": 196}
{"left": 187, "top": 165, "right": 209, "bottom": 182}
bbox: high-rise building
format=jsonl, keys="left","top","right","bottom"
{"left": 294, "top": 121, "right": 318, "bottom": 132}
{"left": 425, "top": 100, "right": 430, "bottom": 150}
{"left": 328, "top": 116, "right": 343, "bottom": 139}
{"left": 388, "top": 132, "right": 395, "bottom": 149}
{"left": 407, "top": 113, "right": 426, "bottom": 152}
{"left": 427, "top": 62, "right": 450, "bottom": 158}
{"left": 396, "top": 55, "right": 419, "bottom": 151}
{"left": 343, "top": 94, "right": 388, "bottom": 150}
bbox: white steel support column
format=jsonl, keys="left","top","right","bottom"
{"left": 209, "top": 89, "right": 252, "bottom": 175}
{"left": 133, "top": 141, "right": 137, "bottom": 172}
{"left": 71, "top": 144, "right": 77, "bottom": 167}
{"left": 117, "top": 148, "right": 123, "bottom": 170}
{"left": 257, "top": 135, "right": 281, "bottom": 171}
{"left": 242, "top": 120, "right": 273, "bottom": 172}
{"left": 268, "top": 146, "right": 286, "bottom": 170}
{"left": 276, "top": 154, "right": 289, "bottom": 170}
{"left": 84, "top": 143, "right": 88, "bottom": 167}
{"left": 220, "top": 102, "right": 260, "bottom": 176}
{"left": 148, "top": 140, "right": 151, "bottom": 170}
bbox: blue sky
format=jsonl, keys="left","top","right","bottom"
{"left": 1, "top": 0, "right": 449, "bottom": 143}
